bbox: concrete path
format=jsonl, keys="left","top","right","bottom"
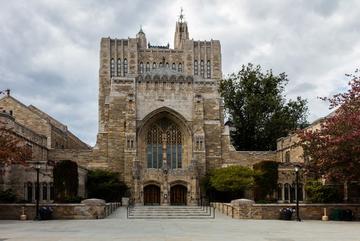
{"left": 0, "top": 207, "right": 359, "bottom": 241}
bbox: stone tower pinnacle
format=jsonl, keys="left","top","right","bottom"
{"left": 174, "top": 8, "right": 189, "bottom": 49}
{"left": 136, "top": 25, "right": 147, "bottom": 49}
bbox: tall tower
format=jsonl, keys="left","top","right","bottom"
{"left": 174, "top": 8, "right": 189, "bottom": 49}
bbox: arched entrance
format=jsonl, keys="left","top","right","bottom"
{"left": 170, "top": 185, "right": 187, "bottom": 205}
{"left": 144, "top": 185, "right": 160, "bottom": 205}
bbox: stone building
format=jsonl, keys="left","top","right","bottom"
{"left": 46, "top": 15, "right": 275, "bottom": 206}
{"left": 0, "top": 92, "right": 89, "bottom": 202}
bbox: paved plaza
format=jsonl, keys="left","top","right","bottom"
{"left": 0, "top": 208, "right": 359, "bottom": 241}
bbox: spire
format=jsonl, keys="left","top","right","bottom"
{"left": 138, "top": 25, "right": 144, "bottom": 34}
{"left": 178, "top": 7, "right": 184, "bottom": 23}
{"left": 174, "top": 8, "right": 189, "bottom": 49}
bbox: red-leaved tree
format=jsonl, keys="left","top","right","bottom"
{"left": 299, "top": 69, "right": 360, "bottom": 182}
{"left": 0, "top": 121, "right": 32, "bottom": 167}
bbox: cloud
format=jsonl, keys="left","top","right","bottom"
{"left": 0, "top": 0, "right": 359, "bottom": 145}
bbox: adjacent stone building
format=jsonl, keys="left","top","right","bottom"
{"left": 0, "top": 92, "right": 89, "bottom": 202}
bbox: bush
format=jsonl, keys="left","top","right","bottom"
{"left": 201, "top": 166, "right": 254, "bottom": 202}
{"left": 87, "top": 169, "right": 128, "bottom": 202}
{"left": 305, "top": 179, "right": 342, "bottom": 203}
{"left": 0, "top": 189, "right": 16, "bottom": 203}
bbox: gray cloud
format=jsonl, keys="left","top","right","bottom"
{"left": 0, "top": 0, "right": 359, "bottom": 145}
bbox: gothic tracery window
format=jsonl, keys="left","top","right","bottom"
{"left": 178, "top": 63, "right": 182, "bottom": 72}
{"left": 139, "top": 62, "right": 144, "bottom": 74}
{"left": 146, "top": 118, "right": 182, "bottom": 169}
{"left": 146, "top": 62, "right": 150, "bottom": 72}
{"left": 153, "top": 62, "right": 157, "bottom": 69}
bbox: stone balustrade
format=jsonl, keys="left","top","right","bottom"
{"left": 212, "top": 202, "right": 360, "bottom": 220}
{"left": 0, "top": 200, "right": 122, "bottom": 220}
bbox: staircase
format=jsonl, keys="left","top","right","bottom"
{"left": 127, "top": 205, "right": 215, "bottom": 219}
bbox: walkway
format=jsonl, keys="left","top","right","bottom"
{"left": 0, "top": 207, "right": 359, "bottom": 241}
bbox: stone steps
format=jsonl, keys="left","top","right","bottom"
{"left": 127, "top": 205, "right": 215, "bottom": 219}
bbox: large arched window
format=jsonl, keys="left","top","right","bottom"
{"left": 123, "top": 58, "right": 128, "bottom": 75}
{"left": 178, "top": 63, "right": 182, "bottom": 72}
{"left": 146, "top": 118, "right": 182, "bottom": 169}
{"left": 110, "top": 58, "right": 115, "bottom": 77}
{"left": 152, "top": 62, "right": 157, "bottom": 69}
{"left": 146, "top": 62, "right": 150, "bottom": 72}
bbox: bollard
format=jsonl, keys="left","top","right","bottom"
{"left": 322, "top": 208, "right": 329, "bottom": 221}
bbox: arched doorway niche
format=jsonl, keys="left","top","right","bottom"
{"left": 137, "top": 107, "right": 192, "bottom": 170}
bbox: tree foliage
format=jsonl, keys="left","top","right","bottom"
{"left": 305, "top": 179, "right": 342, "bottom": 203}
{"left": 253, "top": 161, "right": 279, "bottom": 201}
{"left": 0, "top": 121, "right": 32, "bottom": 166}
{"left": 220, "top": 63, "right": 308, "bottom": 151}
{"left": 209, "top": 166, "right": 254, "bottom": 193}
{"left": 87, "top": 169, "right": 128, "bottom": 202}
{"left": 299, "top": 70, "right": 360, "bottom": 182}
{"left": 53, "top": 160, "right": 79, "bottom": 202}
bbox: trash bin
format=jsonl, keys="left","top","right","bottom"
{"left": 39, "top": 207, "right": 53, "bottom": 220}
{"left": 279, "top": 208, "right": 293, "bottom": 220}
{"left": 330, "top": 208, "right": 342, "bottom": 221}
{"left": 342, "top": 209, "right": 353, "bottom": 221}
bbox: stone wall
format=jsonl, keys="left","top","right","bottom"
{"left": 212, "top": 202, "right": 360, "bottom": 220}
{"left": 0, "top": 202, "right": 121, "bottom": 220}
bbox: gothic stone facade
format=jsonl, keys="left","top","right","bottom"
{"left": 47, "top": 18, "right": 277, "bottom": 205}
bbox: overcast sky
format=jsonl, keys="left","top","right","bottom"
{"left": 0, "top": 0, "right": 359, "bottom": 146}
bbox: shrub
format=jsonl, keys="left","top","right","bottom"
{"left": 53, "top": 160, "right": 79, "bottom": 202}
{"left": 87, "top": 169, "right": 128, "bottom": 202}
{"left": 253, "top": 161, "right": 279, "bottom": 202}
{"left": 0, "top": 189, "right": 16, "bottom": 203}
{"left": 305, "top": 179, "right": 342, "bottom": 203}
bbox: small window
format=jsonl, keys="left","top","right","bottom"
{"left": 50, "top": 183, "right": 54, "bottom": 200}
{"left": 206, "top": 60, "right": 211, "bottom": 78}
{"left": 110, "top": 58, "right": 115, "bottom": 77}
{"left": 285, "top": 151, "right": 290, "bottom": 162}
{"left": 26, "top": 182, "right": 33, "bottom": 202}
{"left": 123, "top": 59, "right": 128, "bottom": 75}
{"left": 166, "top": 62, "right": 169, "bottom": 68}
{"left": 9, "top": 110, "right": 13, "bottom": 116}
{"left": 139, "top": 62, "right": 144, "bottom": 74}
{"left": 146, "top": 62, "right": 150, "bottom": 72}
{"left": 172, "top": 63, "right": 176, "bottom": 70}
{"left": 152, "top": 62, "right": 157, "bottom": 69}
{"left": 178, "top": 63, "right": 182, "bottom": 72}
{"left": 200, "top": 60, "right": 204, "bottom": 77}
{"left": 117, "top": 59, "right": 121, "bottom": 76}
{"left": 194, "top": 60, "right": 198, "bottom": 75}
{"left": 42, "top": 183, "right": 47, "bottom": 201}
{"left": 159, "top": 62, "right": 163, "bottom": 68}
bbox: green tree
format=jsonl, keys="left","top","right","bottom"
{"left": 87, "top": 169, "right": 128, "bottom": 202}
{"left": 220, "top": 63, "right": 308, "bottom": 151}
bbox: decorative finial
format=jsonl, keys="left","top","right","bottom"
{"left": 139, "top": 25, "right": 144, "bottom": 34}
{"left": 179, "top": 7, "right": 184, "bottom": 22}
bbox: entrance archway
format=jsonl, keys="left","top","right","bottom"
{"left": 144, "top": 185, "right": 160, "bottom": 205}
{"left": 170, "top": 185, "right": 187, "bottom": 205}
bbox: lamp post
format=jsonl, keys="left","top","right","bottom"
{"left": 294, "top": 165, "right": 301, "bottom": 222}
{"left": 34, "top": 162, "right": 41, "bottom": 220}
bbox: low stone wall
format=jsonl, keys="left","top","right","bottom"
{"left": 0, "top": 202, "right": 121, "bottom": 220}
{"left": 212, "top": 202, "right": 360, "bottom": 220}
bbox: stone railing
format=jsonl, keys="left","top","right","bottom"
{"left": 0, "top": 200, "right": 121, "bottom": 220}
{"left": 212, "top": 202, "right": 360, "bottom": 220}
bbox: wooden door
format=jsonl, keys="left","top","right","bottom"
{"left": 144, "top": 185, "right": 160, "bottom": 205}
{"left": 170, "top": 185, "right": 187, "bottom": 205}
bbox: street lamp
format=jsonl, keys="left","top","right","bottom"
{"left": 34, "top": 162, "right": 41, "bottom": 220}
{"left": 294, "top": 165, "right": 301, "bottom": 222}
